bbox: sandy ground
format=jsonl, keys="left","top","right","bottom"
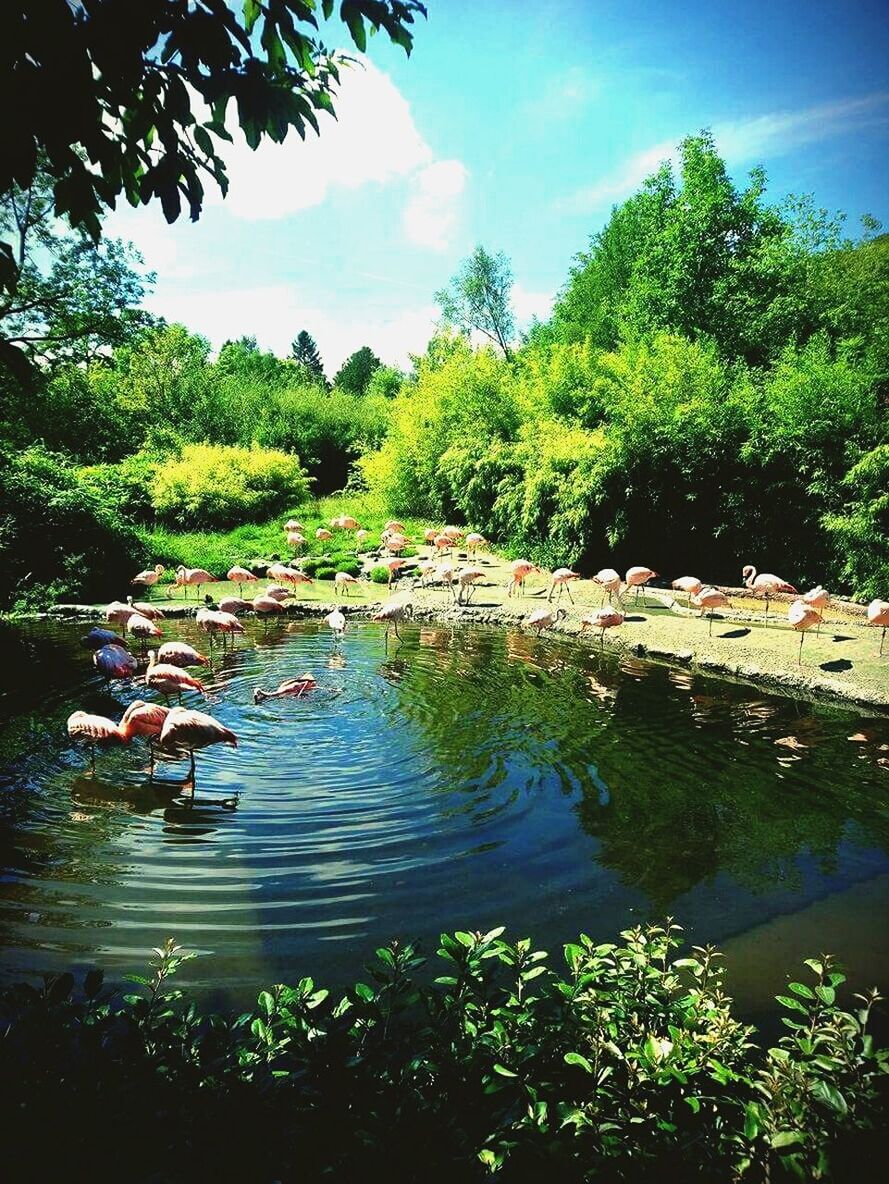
{"left": 49, "top": 547, "right": 889, "bottom": 711}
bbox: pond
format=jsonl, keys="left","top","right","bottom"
{"left": 1, "top": 616, "right": 888, "bottom": 1021}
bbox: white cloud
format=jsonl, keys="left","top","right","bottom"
{"left": 403, "top": 159, "right": 468, "bottom": 250}
{"left": 142, "top": 281, "right": 438, "bottom": 373}
{"left": 104, "top": 205, "right": 194, "bottom": 281}
{"left": 562, "top": 91, "right": 889, "bottom": 213}
{"left": 512, "top": 283, "right": 554, "bottom": 328}
{"left": 198, "top": 55, "right": 466, "bottom": 248}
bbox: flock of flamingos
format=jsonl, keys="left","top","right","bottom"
{"left": 66, "top": 514, "right": 889, "bottom": 783}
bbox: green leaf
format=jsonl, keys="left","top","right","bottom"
{"left": 243, "top": 0, "right": 261, "bottom": 34}
{"left": 771, "top": 1130, "right": 804, "bottom": 1149}
{"left": 493, "top": 1063, "right": 517, "bottom": 1077}
{"left": 811, "top": 1079, "right": 848, "bottom": 1116}
{"left": 815, "top": 984, "right": 836, "bottom": 1005}
{"left": 744, "top": 1103, "right": 760, "bottom": 1139}
{"left": 776, "top": 995, "right": 808, "bottom": 1013}
{"left": 354, "top": 982, "right": 375, "bottom": 1001}
{"left": 788, "top": 981, "right": 815, "bottom": 999}
{"left": 258, "top": 990, "right": 275, "bottom": 1017}
{"left": 564, "top": 1051, "right": 593, "bottom": 1073}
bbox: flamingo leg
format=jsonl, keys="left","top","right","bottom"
{"left": 881, "top": 627, "right": 886, "bottom": 656}
{"left": 90, "top": 743, "right": 96, "bottom": 774}
{"left": 798, "top": 632, "right": 805, "bottom": 664}
{"left": 566, "top": 584, "right": 575, "bottom": 605}
{"left": 709, "top": 611, "right": 714, "bottom": 636}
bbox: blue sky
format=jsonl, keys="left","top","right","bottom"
{"left": 108, "top": 0, "right": 889, "bottom": 374}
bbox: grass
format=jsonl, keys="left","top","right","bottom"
{"left": 136, "top": 494, "right": 434, "bottom": 607}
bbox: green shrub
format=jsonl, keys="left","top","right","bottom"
{"left": 823, "top": 444, "right": 889, "bottom": 598}
{"left": 0, "top": 925, "right": 885, "bottom": 1182}
{"left": 78, "top": 452, "right": 158, "bottom": 523}
{"left": 315, "top": 566, "right": 337, "bottom": 580}
{"left": 370, "top": 565, "right": 392, "bottom": 584}
{"left": 151, "top": 443, "right": 310, "bottom": 530}
{"left": 0, "top": 447, "right": 145, "bottom": 608}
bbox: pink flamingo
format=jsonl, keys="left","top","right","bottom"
{"left": 264, "top": 584, "right": 291, "bottom": 601}
{"left": 252, "top": 593, "right": 287, "bottom": 615}
{"left": 132, "top": 564, "right": 165, "bottom": 588}
{"left": 67, "top": 711, "right": 125, "bottom": 772}
{"left": 174, "top": 565, "right": 215, "bottom": 599}
{"left": 119, "top": 699, "right": 171, "bottom": 775}
{"left": 106, "top": 599, "right": 138, "bottom": 626}
{"left": 526, "top": 606, "right": 567, "bottom": 634}
{"left": 126, "top": 597, "right": 164, "bottom": 620}
{"left": 227, "top": 566, "right": 257, "bottom": 597}
{"left": 267, "top": 563, "right": 300, "bottom": 583}
{"left": 316, "top": 527, "right": 333, "bottom": 542}
{"left": 671, "top": 576, "right": 703, "bottom": 606}
{"left": 803, "top": 585, "right": 830, "bottom": 634}
{"left": 381, "top": 557, "right": 406, "bottom": 589}
{"left": 157, "top": 640, "right": 208, "bottom": 668}
{"left": 373, "top": 598, "right": 414, "bottom": 641}
{"left": 507, "top": 560, "right": 539, "bottom": 597}
{"left": 788, "top": 599, "right": 822, "bottom": 663}
{"left": 455, "top": 566, "right": 485, "bottom": 604}
{"left": 465, "top": 532, "right": 487, "bottom": 558}
{"left": 424, "top": 528, "right": 440, "bottom": 545}
{"left": 334, "top": 572, "right": 360, "bottom": 597}
{"left": 385, "top": 520, "right": 406, "bottom": 534}
{"left": 145, "top": 651, "right": 206, "bottom": 701}
{"left": 284, "top": 519, "right": 304, "bottom": 533}
{"left": 548, "top": 567, "right": 580, "bottom": 604}
{"left": 593, "top": 568, "right": 622, "bottom": 605}
{"left": 158, "top": 706, "right": 237, "bottom": 785}
{"left": 325, "top": 608, "right": 347, "bottom": 639}
{"left": 286, "top": 532, "right": 306, "bottom": 551}
{"left": 254, "top": 673, "right": 317, "bottom": 702}
{"left": 742, "top": 565, "right": 797, "bottom": 626}
{"left": 867, "top": 600, "right": 889, "bottom": 655}
{"left": 691, "top": 587, "right": 730, "bottom": 635}
{"left": 126, "top": 612, "right": 162, "bottom": 656}
{"left": 356, "top": 528, "right": 370, "bottom": 550}
{"left": 625, "top": 566, "right": 658, "bottom": 606}
{"left": 581, "top": 607, "right": 624, "bottom": 645}
{"left": 433, "top": 533, "right": 454, "bottom": 560}
{"left": 218, "top": 596, "right": 252, "bottom": 615}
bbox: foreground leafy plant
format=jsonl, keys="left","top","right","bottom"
{"left": 0, "top": 925, "right": 885, "bottom": 1182}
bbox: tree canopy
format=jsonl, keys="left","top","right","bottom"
{"left": 0, "top": 0, "right": 426, "bottom": 294}
{"left": 436, "top": 245, "right": 516, "bottom": 359}
{"left": 334, "top": 344, "right": 381, "bottom": 395}
{"left": 291, "top": 329, "right": 327, "bottom": 386}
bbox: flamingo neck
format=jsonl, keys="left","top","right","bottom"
{"left": 744, "top": 566, "right": 757, "bottom": 588}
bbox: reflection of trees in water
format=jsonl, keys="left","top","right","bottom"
{"left": 392, "top": 625, "right": 889, "bottom": 911}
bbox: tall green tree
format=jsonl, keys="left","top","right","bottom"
{"left": 1, "top": 0, "right": 427, "bottom": 287}
{"left": 436, "top": 245, "right": 516, "bottom": 360}
{"left": 0, "top": 165, "right": 151, "bottom": 377}
{"left": 334, "top": 345, "right": 381, "bottom": 395}
{"left": 291, "top": 329, "right": 326, "bottom": 386}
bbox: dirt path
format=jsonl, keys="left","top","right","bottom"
{"left": 47, "top": 548, "right": 888, "bottom": 711}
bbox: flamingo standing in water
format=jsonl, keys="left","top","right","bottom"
{"left": 218, "top": 596, "right": 252, "bottom": 615}
{"left": 145, "top": 651, "right": 205, "bottom": 701}
{"left": 126, "top": 612, "right": 162, "bottom": 656}
{"left": 252, "top": 593, "right": 287, "bottom": 616}
{"left": 593, "top": 568, "right": 622, "bottom": 605}
{"left": 867, "top": 600, "right": 889, "bottom": 655}
{"left": 581, "top": 607, "right": 624, "bottom": 645}
{"left": 158, "top": 707, "right": 237, "bottom": 785}
{"left": 325, "top": 608, "right": 346, "bottom": 640}
{"left": 788, "top": 600, "right": 822, "bottom": 663}
{"left": 126, "top": 597, "right": 165, "bottom": 620}
{"left": 526, "top": 606, "right": 567, "bottom": 635}
{"left": 119, "top": 700, "right": 171, "bottom": 776}
{"left": 373, "top": 599, "right": 413, "bottom": 642}
{"left": 174, "top": 566, "right": 215, "bottom": 599}
{"left": 67, "top": 711, "right": 125, "bottom": 772}
{"left": 106, "top": 600, "right": 138, "bottom": 627}
{"left": 742, "top": 565, "right": 797, "bottom": 626}
{"left": 82, "top": 627, "right": 126, "bottom": 651}
{"left": 157, "top": 640, "right": 208, "bottom": 668}
{"left": 93, "top": 643, "right": 137, "bottom": 680}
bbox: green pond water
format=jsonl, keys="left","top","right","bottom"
{"left": 0, "top": 616, "right": 887, "bottom": 1020}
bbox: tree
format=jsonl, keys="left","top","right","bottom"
{"left": 334, "top": 345, "right": 381, "bottom": 395}
{"left": 0, "top": 165, "right": 151, "bottom": 376}
{"left": 291, "top": 329, "right": 326, "bottom": 386}
{"left": 1, "top": 1, "right": 427, "bottom": 294}
{"left": 435, "top": 245, "right": 516, "bottom": 359}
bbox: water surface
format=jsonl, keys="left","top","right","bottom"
{"left": 1, "top": 617, "right": 887, "bottom": 1017}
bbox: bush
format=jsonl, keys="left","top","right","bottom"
{"left": 370, "top": 565, "right": 393, "bottom": 584}
{"left": 151, "top": 443, "right": 310, "bottom": 530}
{"left": 0, "top": 447, "right": 145, "bottom": 608}
{"left": 0, "top": 925, "right": 885, "bottom": 1182}
{"left": 315, "top": 566, "right": 337, "bottom": 580}
{"left": 824, "top": 444, "right": 889, "bottom": 598}
{"left": 78, "top": 451, "right": 158, "bottom": 523}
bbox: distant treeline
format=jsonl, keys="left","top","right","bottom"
{"left": 1, "top": 133, "right": 886, "bottom": 608}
